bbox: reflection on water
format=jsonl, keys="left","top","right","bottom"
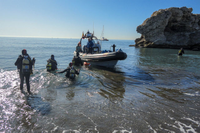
{"left": 26, "top": 95, "right": 51, "bottom": 115}
{"left": 93, "top": 68, "right": 126, "bottom": 101}
{"left": 0, "top": 67, "right": 199, "bottom": 132}
{"left": 0, "top": 38, "right": 200, "bottom": 132}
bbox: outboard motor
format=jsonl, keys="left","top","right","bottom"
{"left": 111, "top": 44, "right": 116, "bottom": 52}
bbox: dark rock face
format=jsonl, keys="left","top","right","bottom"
{"left": 135, "top": 7, "right": 200, "bottom": 50}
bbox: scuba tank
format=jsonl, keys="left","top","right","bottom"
{"left": 22, "top": 55, "right": 30, "bottom": 74}
{"left": 46, "top": 62, "right": 52, "bottom": 71}
{"left": 69, "top": 67, "right": 75, "bottom": 79}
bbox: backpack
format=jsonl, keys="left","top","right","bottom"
{"left": 46, "top": 62, "right": 52, "bottom": 71}
{"left": 22, "top": 55, "right": 30, "bottom": 74}
{"left": 69, "top": 67, "right": 75, "bottom": 79}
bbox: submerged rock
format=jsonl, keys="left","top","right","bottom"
{"left": 135, "top": 7, "right": 200, "bottom": 50}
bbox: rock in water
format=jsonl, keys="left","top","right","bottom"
{"left": 135, "top": 7, "right": 200, "bottom": 50}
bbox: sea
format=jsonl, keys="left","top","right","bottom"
{"left": 0, "top": 37, "right": 200, "bottom": 133}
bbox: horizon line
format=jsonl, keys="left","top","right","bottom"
{"left": 0, "top": 35, "right": 135, "bottom": 41}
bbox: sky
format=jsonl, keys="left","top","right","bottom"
{"left": 0, "top": 0, "right": 200, "bottom": 40}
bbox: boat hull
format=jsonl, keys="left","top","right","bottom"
{"left": 88, "top": 60, "right": 118, "bottom": 68}
{"left": 74, "top": 51, "right": 127, "bottom": 68}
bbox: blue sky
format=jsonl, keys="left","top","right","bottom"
{"left": 0, "top": 0, "right": 200, "bottom": 40}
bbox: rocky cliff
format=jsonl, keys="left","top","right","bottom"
{"left": 135, "top": 7, "right": 200, "bottom": 50}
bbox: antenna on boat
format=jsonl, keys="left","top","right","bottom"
{"left": 93, "top": 22, "right": 94, "bottom": 35}
{"left": 101, "top": 25, "right": 104, "bottom": 39}
{"left": 100, "top": 25, "right": 109, "bottom": 41}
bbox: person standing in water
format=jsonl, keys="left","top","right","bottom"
{"left": 46, "top": 54, "right": 58, "bottom": 72}
{"left": 15, "top": 49, "right": 35, "bottom": 95}
{"left": 178, "top": 48, "right": 185, "bottom": 56}
{"left": 72, "top": 52, "right": 83, "bottom": 67}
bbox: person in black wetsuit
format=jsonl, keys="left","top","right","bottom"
{"left": 57, "top": 62, "right": 79, "bottom": 79}
{"left": 15, "top": 49, "right": 35, "bottom": 94}
{"left": 72, "top": 52, "right": 83, "bottom": 67}
{"left": 46, "top": 55, "right": 58, "bottom": 72}
{"left": 178, "top": 48, "right": 185, "bottom": 56}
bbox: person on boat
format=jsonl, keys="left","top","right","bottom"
{"left": 83, "top": 45, "right": 86, "bottom": 53}
{"left": 76, "top": 42, "right": 82, "bottom": 53}
{"left": 178, "top": 48, "right": 185, "bottom": 56}
{"left": 72, "top": 52, "right": 83, "bottom": 67}
{"left": 15, "top": 49, "right": 35, "bottom": 95}
{"left": 93, "top": 41, "right": 101, "bottom": 53}
{"left": 87, "top": 38, "right": 94, "bottom": 54}
{"left": 46, "top": 55, "right": 58, "bottom": 72}
{"left": 57, "top": 62, "right": 79, "bottom": 79}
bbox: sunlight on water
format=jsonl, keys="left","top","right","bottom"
{"left": 0, "top": 37, "right": 200, "bottom": 132}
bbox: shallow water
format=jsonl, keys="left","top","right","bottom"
{"left": 0, "top": 37, "right": 200, "bottom": 132}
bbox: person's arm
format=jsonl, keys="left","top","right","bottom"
{"left": 14, "top": 55, "right": 22, "bottom": 66}
{"left": 57, "top": 68, "right": 69, "bottom": 73}
{"left": 27, "top": 55, "right": 33, "bottom": 70}
{"left": 32, "top": 58, "right": 36, "bottom": 65}
{"left": 28, "top": 55, "right": 33, "bottom": 66}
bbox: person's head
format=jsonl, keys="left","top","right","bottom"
{"left": 51, "top": 54, "right": 54, "bottom": 60}
{"left": 69, "top": 62, "right": 73, "bottom": 67}
{"left": 88, "top": 38, "right": 91, "bottom": 41}
{"left": 22, "top": 49, "right": 27, "bottom": 55}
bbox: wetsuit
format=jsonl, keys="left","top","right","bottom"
{"left": 178, "top": 49, "right": 185, "bottom": 56}
{"left": 46, "top": 58, "right": 57, "bottom": 71}
{"left": 15, "top": 54, "right": 34, "bottom": 93}
{"left": 72, "top": 56, "right": 83, "bottom": 66}
{"left": 58, "top": 66, "right": 79, "bottom": 79}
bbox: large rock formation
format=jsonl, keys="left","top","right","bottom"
{"left": 135, "top": 7, "right": 200, "bottom": 50}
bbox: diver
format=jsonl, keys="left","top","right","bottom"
{"left": 57, "top": 62, "right": 79, "bottom": 79}
{"left": 46, "top": 55, "right": 58, "bottom": 72}
{"left": 72, "top": 52, "right": 83, "bottom": 67}
{"left": 178, "top": 48, "right": 185, "bottom": 56}
{"left": 15, "top": 49, "right": 35, "bottom": 95}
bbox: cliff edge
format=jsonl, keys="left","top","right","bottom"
{"left": 135, "top": 7, "right": 200, "bottom": 50}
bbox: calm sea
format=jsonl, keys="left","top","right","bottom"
{"left": 0, "top": 37, "right": 200, "bottom": 132}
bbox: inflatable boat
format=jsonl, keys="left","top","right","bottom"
{"left": 74, "top": 31, "right": 127, "bottom": 68}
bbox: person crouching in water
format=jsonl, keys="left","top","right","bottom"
{"left": 57, "top": 63, "right": 79, "bottom": 79}
{"left": 46, "top": 55, "right": 58, "bottom": 72}
{"left": 15, "top": 49, "right": 35, "bottom": 95}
